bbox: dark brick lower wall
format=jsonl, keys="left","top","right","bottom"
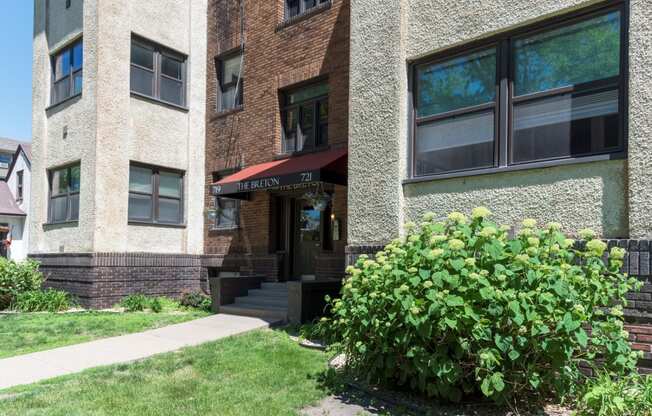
{"left": 31, "top": 253, "right": 203, "bottom": 309}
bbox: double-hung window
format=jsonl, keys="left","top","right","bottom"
{"left": 281, "top": 82, "right": 329, "bottom": 153}
{"left": 412, "top": 5, "right": 626, "bottom": 178}
{"left": 217, "top": 51, "right": 243, "bottom": 112}
{"left": 48, "top": 164, "right": 80, "bottom": 223}
{"left": 51, "top": 39, "right": 83, "bottom": 105}
{"left": 16, "top": 171, "right": 23, "bottom": 202}
{"left": 128, "top": 164, "right": 184, "bottom": 225}
{"left": 130, "top": 37, "right": 187, "bottom": 107}
{"left": 285, "top": 0, "right": 330, "bottom": 19}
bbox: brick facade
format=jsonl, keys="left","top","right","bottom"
{"left": 204, "top": 0, "right": 350, "bottom": 280}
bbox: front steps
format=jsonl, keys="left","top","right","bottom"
{"left": 219, "top": 282, "right": 288, "bottom": 322}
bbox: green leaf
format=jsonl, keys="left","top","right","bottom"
{"left": 508, "top": 349, "right": 520, "bottom": 361}
{"left": 450, "top": 258, "right": 465, "bottom": 271}
{"left": 480, "top": 377, "right": 493, "bottom": 396}
{"left": 445, "top": 295, "right": 464, "bottom": 307}
{"left": 409, "top": 276, "right": 421, "bottom": 286}
{"left": 479, "top": 287, "right": 494, "bottom": 300}
{"left": 444, "top": 317, "right": 457, "bottom": 329}
{"left": 419, "top": 269, "right": 431, "bottom": 280}
{"left": 575, "top": 328, "right": 589, "bottom": 348}
{"left": 491, "top": 372, "right": 505, "bottom": 392}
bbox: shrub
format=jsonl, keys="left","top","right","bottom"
{"left": 149, "top": 297, "right": 163, "bottom": 313}
{"left": 180, "top": 291, "right": 212, "bottom": 311}
{"left": 318, "top": 208, "right": 642, "bottom": 403}
{"left": 119, "top": 294, "right": 150, "bottom": 312}
{"left": 12, "top": 289, "right": 73, "bottom": 312}
{"left": 576, "top": 372, "right": 652, "bottom": 416}
{"left": 0, "top": 258, "right": 43, "bottom": 310}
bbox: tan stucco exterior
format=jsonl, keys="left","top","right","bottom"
{"left": 30, "top": 0, "right": 207, "bottom": 255}
{"left": 348, "top": 0, "right": 652, "bottom": 245}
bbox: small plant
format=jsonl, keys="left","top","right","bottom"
{"left": 119, "top": 294, "right": 149, "bottom": 312}
{"left": 576, "top": 372, "right": 652, "bottom": 415}
{"left": 318, "top": 208, "right": 642, "bottom": 404}
{"left": 12, "top": 289, "right": 73, "bottom": 312}
{"left": 0, "top": 259, "right": 43, "bottom": 310}
{"left": 149, "top": 297, "right": 163, "bottom": 313}
{"left": 180, "top": 291, "right": 212, "bottom": 311}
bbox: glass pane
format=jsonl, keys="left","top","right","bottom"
{"left": 217, "top": 199, "right": 237, "bottom": 227}
{"left": 222, "top": 54, "right": 242, "bottom": 85}
{"left": 287, "top": 83, "right": 328, "bottom": 105}
{"left": 514, "top": 11, "right": 621, "bottom": 96}
{"left": 299, "top": 103, "right": 314, "bottom": 150}
{"left": 220, "top": 86, "right": 237, "bottom": 111}
{"left": 162, "top": 55, "right": 182, "bottom": 79}
{"left": 512, "top": 89, "right": 620, "bottom": 163}
{"left": 51, "top": 197, "right": 68, "bottom": 222}
{"left": 317, "top": 124, "right": 328, "bottom": 147}
{"left": 69, "top": 194, "right": 79, "bottom": 221}
{"left": 158, "top": 198, "right": 181, "bottom": 223}
{"left": 128, "top": 193, "right": 152, "bottom": 220}
{"left": 130, "top": 65, "right": 154, "bottom": 97}
{"left": 286, "top": 0, "right": 300, "bottom": 17}
{"left": 417, "top": 48, "right": 496, "bottom": 117}
{"left": 159, "top": 172, "right": 181, "bottom": 198}
{"left": 55, "top": 50, "right": 71, "bottom": 79}
{"left": 160, "top": 77, "right": 183, "bottom": 105}
{"left": 69, "top": 165, "right": 81, "bottom": 192}
{"left": 51, "top": 168, "right": 68, "bottom": 196}
{"left": 416, "top": 110, "right": 495, "bottom": 175}
{"left": 53, "top": 78, "right": 70, "bottom": 103}
{"left": 131, "top": 43, "right": 154, "bottom": 69}
{"left": 303, "top": 0, "right": 316, "bottom": 11}
{"left": 72, "top": 41, "right": 83, "bottom": 70}
{"left": 129, "top": 166, "right": 152, "bottom": 193}
{"left": 283, "top": 108, "right": 298, "bottom": 152}
{"left": 73, "top": 70, "right": 83, "bottom": 95}
{"left": 318, "top": 99, "right": 328, "bottom": 121}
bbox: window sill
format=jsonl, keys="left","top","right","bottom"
{"left": 209, "top": 226, "right": 240, "bottom": 232}
{"left": 403, "top": 151, "right": 626, "bottom": 185}
{"left": 43, "top": 221, "right": 79, "bottom": 228}
{"left": 211, "top": 106, "right": 244, "bottom": 120}
{"left": 275, "top": 145, "right": 331, "bottom": 160}
{"left": 276, "top": 1, "right": 332, "bottom": 31}
{"left": 130, "top": 92, "right": 189, "bottom": 112}
{"left": 128, "top": 221, "right": 187, "bottom": 229}
{"left": 45, "top": 93, "right": 82, "bottom": 112}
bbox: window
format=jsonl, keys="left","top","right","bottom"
{"left": 51, "top": 39, "right": 83, "bottom": 105}
{"left": 281, "top": 82, "right": 329, "bottom": 153}
{"left": 48, "top": 164, "right": 80, "bottom": 223}
{"left": 285, "top": 0, "right": 330, "bottom": 19}
{"left": 130, "top": 37, "right": 187, "bottom": 107}
{"left": 0, "top": 154, "right": 10, "bottom": 169}
{"left": 16, "top": 171, "right": 23, "bottom": 201}
{"left": 213, "top": 198, "right": 240, "bottom": 230}
{"left": 217, "top": 51, "right": 243, "bottom": 112}
{"left": 412, "top": 6, "right": 626, "bottom": 178}
{"left": 128, "top": 164, "right": 184, "bottom": 225}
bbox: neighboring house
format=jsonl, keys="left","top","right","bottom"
{"left": 30, "top": 0, "right": 207, "bottom": 308}
{"left": 0, "top": 144, "right": 31, "bottom": 261}
{"left": 204, "top": 0, "right": 349, "bottom": 283}
{"left": 0, "top": 137, "right": 25, "bottom": 180}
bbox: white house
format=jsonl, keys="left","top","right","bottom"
{"left": 0, "top": 144, "right": 31, "bottom": 261}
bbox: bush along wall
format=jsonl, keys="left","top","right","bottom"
{"left": 319, "top": 208, "right": 643, "bottom": 403}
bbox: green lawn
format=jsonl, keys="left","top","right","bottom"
{"left": 0, "top": 310, "right": 209, "bottom": 359}
{"left": 0, "top": 330, "right": 330, "bottom": 416}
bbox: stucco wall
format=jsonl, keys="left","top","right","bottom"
{"left": 349, "top": 0, "right": 649, "bottom": 245}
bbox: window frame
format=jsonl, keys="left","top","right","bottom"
{"left": 280, "top": 81, "right": 329, "bottom": 154}
{"left": 47, "top": 163, "right": 81, "bottom": 224}
{"left": 212, "top": 197, "right": 241, "bottom": 230}
{"left": 130, "top": 36, "right": 188, "bottom": 108}
{"left": 16, "top": 170, "right": 23, "bottom": 202}
{"left": 284, "top": 0, "right": 330, "bottom": 20}
{"left": 128, "top": 163, "right": 185, "bottom": 226}
{"left": 408, "top": 2, "right": 628, "bottom": 182}
{"left": 216, "top": 48, "right": 244, "bottom": 113}
{"left": 50, "top": 38, "right": 83, "bottom": 106}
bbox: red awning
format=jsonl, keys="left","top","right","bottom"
{"left": 211, "top": 148, "right": 347, "bottom": 197}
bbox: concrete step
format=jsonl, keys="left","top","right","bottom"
{"left": 235, "top": 296, "right": 288, "bottom": 309}
{"left": 219, "top": 304, "right": 287, "bottom": 322}
{"left": 248, "top": 289, "right": 288, "bottom": 299}
{"left": 261, "top": 282, "right": 289, "bottom": 292}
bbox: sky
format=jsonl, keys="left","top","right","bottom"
{"left": 0, "top": 2, "right": 33, "bottom": 142}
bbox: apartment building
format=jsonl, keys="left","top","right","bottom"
{"left": 30, "top": 0, "right": 207, "bottom": 307}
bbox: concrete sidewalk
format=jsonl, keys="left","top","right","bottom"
{"left": 0, "top": 314, "right": 278, "bottom": 390}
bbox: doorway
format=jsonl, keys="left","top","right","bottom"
{"left": 294, "top": 200, "right": 322, "bottom": 278}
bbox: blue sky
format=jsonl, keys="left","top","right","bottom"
{"left": 0, "top": 3, "right": 33, "bottom": 142}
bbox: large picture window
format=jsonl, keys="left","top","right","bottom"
{"left": 281, "top": 82, "right": 329, "bottom": 154}
{"left": 217, "top": 51, "right": 243, "bottom": 112}
{"left": 51, "top": 39, "right": 83, "bottom": 105}
{"left": 48, "top": 164, "right": 80, "bottom": 223}
{"left": 130, "top": 37, "right": 187, "bottom": 107}
{"left": 412, "top": 5, "right": 626, "bottom": 178}
{"left": 128, "top": 164, "right": 184, "bottom": 225}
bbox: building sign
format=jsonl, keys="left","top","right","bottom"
{"left": 211, "top": 170, "right": 322, "bottom": 196}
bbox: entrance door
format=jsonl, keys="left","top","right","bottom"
{"left": 295, "top": 201, "right": 321, "bottom": 278}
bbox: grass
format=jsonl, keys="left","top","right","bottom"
{"left": 0, "top": 308, "right": 209, "bottom": 359}
{"left": 0, "top": 330, "right": 330, "bottom": 416}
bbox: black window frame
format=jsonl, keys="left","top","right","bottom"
{"left": 47, "top": 163, "right": 81, "bottom": 224}
{"left": 408, "top": 2, "right": 628, "bottom": 181}
{"left": 284, "top": 0, "right": 330, "bottom": 20}
{"left": 128, "top": 163, "right": 185, "bottom": 226}
{"left": 281, "top": 81, "right": 329, "bottom": 154}
{"left": 50, "top": 38, "right": 83, "bottom": 106}
{"left": 216, "top": 48, "right": 244, "bottom": 113}
{"left": 16, "top": 170, "right": 23, "bottom": 202}
{"left": 130, "top": 35, "right": 188, "bottom": 108}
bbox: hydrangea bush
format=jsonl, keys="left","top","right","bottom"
{"left": 318, "top": 208, "right": 642, "bottom": 403}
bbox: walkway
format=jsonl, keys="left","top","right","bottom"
{"left": 0, "top": 314, "right": 278, "bottom": 390}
